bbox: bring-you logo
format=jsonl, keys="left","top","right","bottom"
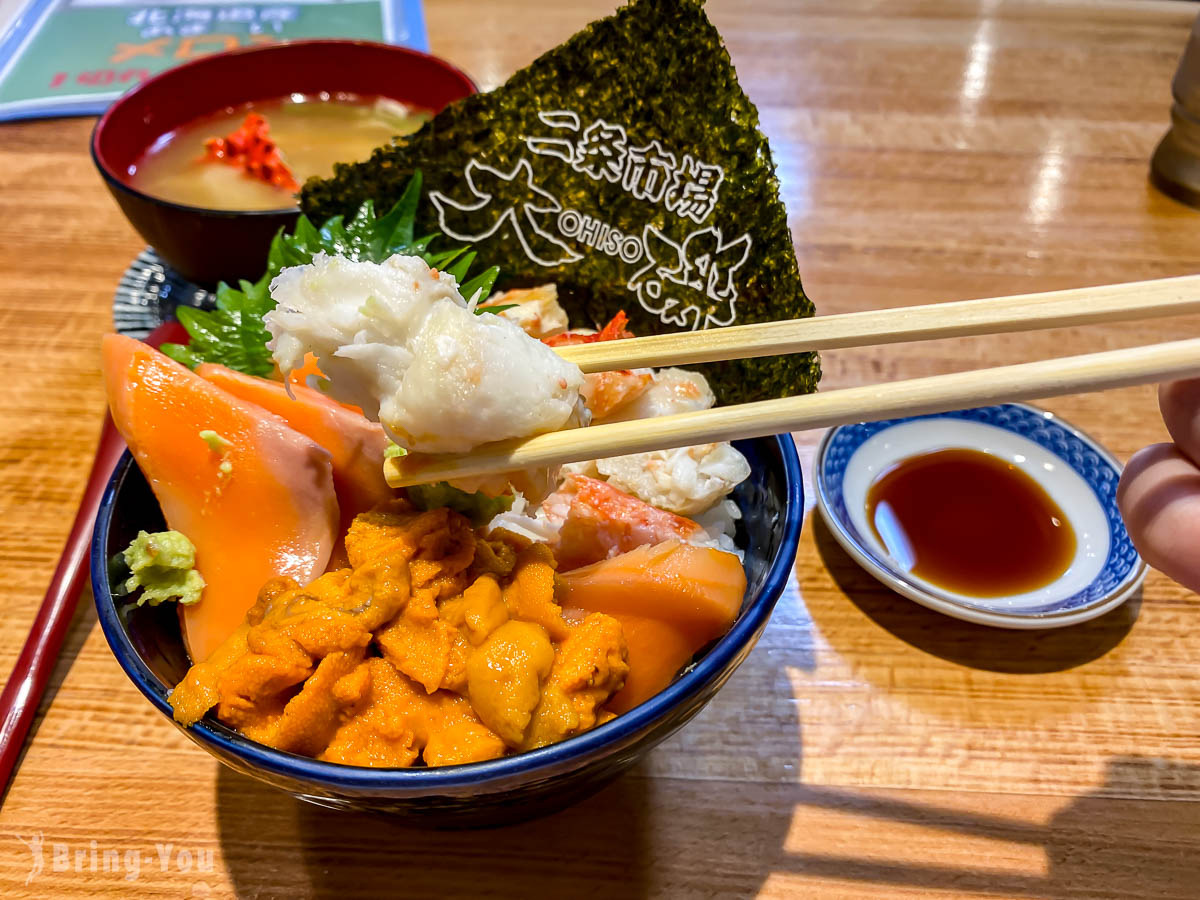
{"left": 16, "top": 831, "right": 216, "bottom": 889}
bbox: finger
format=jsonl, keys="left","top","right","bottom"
{"left": 1117, "top": 442, "right": 1200, "bottom": 593}
{"left": 1158, "top": 378, "right": 1200, "bottom": 468}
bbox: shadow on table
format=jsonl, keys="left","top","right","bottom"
{"left": 215, "top": 762, "right": 801, "bottom": 898}
{"left": 213, "top": 755, "right": 1200, "bottom": 899}
{"left": 773, "top": 755, "right": 1200, "bottom": 899}
{"left": 810, "top": 513, "right": 1139, "bottom": 674}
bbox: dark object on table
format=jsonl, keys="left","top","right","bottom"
{"left": 90, "top": 435, "right": 801, "bottom": 826}
{"left": 1151, "top": 16, "right": 1200, "bottom": 209}
{"left": 90, "top": 41, "right": 476, "bottom": 288}
{"left": 112, "top": 248, "right": 213, "bottom": 340}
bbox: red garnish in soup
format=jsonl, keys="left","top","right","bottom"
{"left": 203, "top": 113, "right": 300, "bottom": 192}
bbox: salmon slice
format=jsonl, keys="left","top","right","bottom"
{"left": 196, "top": 363, "right": 392, "bottom": 530}
{"left": 558, "top": 540, "right": 747, "bottom": 711}
{"left": 102, "top": 334, "right": 339, "bottom": 663}
{"left": 563, "top": 610, "right": 694, "bottom": 714}
{"left": 557, "top": 540, "right": 746, "bottom": 644}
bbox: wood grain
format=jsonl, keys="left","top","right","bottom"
{"left": 2, "top": 1, "right": 1200, "bottom": 897}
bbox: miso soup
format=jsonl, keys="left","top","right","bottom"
{"left": 126, "top": 94, "right": 430, "bottom": 211}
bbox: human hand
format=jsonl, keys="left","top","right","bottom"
{"left": 1117, "top": 379, "right": 1200, "bottom": 592}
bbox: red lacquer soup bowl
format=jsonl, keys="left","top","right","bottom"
{"left": 91, "top": 40, "right": 476, "bottom": 288}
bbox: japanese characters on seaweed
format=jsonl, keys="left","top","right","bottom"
{"left": 302, "top": 0, "right": 821, "bottom": 404}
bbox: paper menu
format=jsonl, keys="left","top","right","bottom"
{"left": 0, "top": 0, "right": 427, "bottom": 121}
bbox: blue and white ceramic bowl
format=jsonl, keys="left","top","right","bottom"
{"left": 92, "top": 435, "right": 802, "bottom": 826}
{"left": 815, "top": 403, "right": 1145, "bottom": 629}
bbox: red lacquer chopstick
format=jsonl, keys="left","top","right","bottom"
{"left": 0, "top": 321, "right": 187, "bottom": 795}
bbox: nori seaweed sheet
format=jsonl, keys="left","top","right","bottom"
{"left": 301, "top": 0, "right": 820, "bottom": 404}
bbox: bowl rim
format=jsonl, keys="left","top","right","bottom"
{"left": 90, "top": 39, "right": 478, "bottom": 219}
{"left": 91, "top": 434, "right": 803, "bottom": 791}
{"left": 813, "top": 401, "right": 1147, "bottom": 629}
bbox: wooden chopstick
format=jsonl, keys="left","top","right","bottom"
{"left": 385, "top": 336, "right": 1200, "bottom": 487}
{"left": 553, "top": 274, "right": 1200, "bottom": 373}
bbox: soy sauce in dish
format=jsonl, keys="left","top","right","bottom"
{"left": 866, "top": 447, "right": 1076, "bottom": 597}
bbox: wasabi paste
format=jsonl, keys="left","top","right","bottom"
{"left": 120, "top": 530, "right": 206, "bottom": 607}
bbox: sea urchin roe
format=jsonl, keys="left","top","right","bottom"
{"left": 466, "top": 620, "right": 556, "bottom": 746}
{"left": 168, "top": 500, "right": 629, "bottom": 766}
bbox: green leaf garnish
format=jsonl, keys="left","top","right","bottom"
{"left": 475, "top": 303, "right": 517, "bottom": 316}
{"left": 162, "top": 278, "right": 275, "bottom": 377}
{"left": 461, "top": 266, "right": 501, "bottom": 305}
{"left": 165, "top": 171, "right": 502, "bottom": 375}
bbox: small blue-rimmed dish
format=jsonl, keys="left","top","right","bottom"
{"left": 91, "top": 435, "right": 802, "bottom": 826}
{"left": 815, "top": 403, "right": 1145, "bottom": 629}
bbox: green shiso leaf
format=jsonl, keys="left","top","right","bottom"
{"left": 476, "top": 302, "right": 516, "bottom": 315}
{"left": 162, "top": 278, "right": 275, "bottom": 377}
{"left": 167, "top": 172, "right": 500, "bottom": 375}
{"left": 462, "top": 266, "right": 501, "bottom": 304}
{"left": 299, "top": 0, "right": 820, "bottom": 404}
{"left": 376, "top": 171, "right": 422, "bottom": 253}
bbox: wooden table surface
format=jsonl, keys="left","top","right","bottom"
{"left": 2, "top": 0, "right": 1200, "bottom": 896}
